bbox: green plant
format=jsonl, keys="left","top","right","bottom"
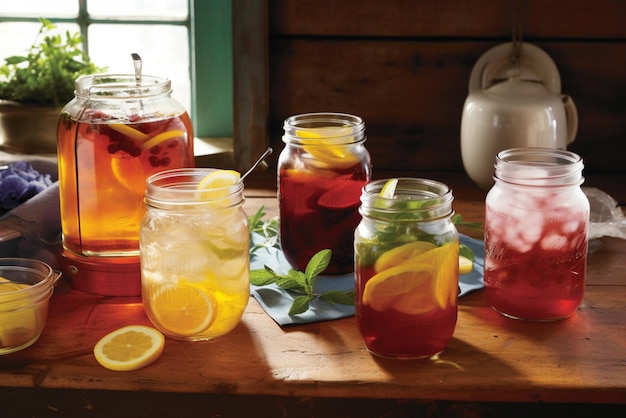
{"left": 0, "top": 18, "right": 104, "bottom": 107}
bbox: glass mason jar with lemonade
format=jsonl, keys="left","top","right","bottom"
{"left": 140, "top": 168, "right": 250, "bottom": 341}
{"left": 278, "top": 113, "right": 371, "bottom": 275}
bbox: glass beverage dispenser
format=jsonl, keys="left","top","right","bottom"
{"left": 56, "top": 72, "right": 194, "bottom": 296}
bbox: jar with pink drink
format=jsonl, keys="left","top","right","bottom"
{"left": 484, "top": 148, "right": 589, "bottom": 321}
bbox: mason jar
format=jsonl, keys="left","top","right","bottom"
{"left": 140, "top": 168, "right": 249, "bottom": 341}
{"left": 278, "top": 112, "right": 371, "bottom": 275}
{"left": 355, "top": 178, "right": 459, "bottom": 359}
{"left": 484, "top": 148, "right": 589, "bottom": 321}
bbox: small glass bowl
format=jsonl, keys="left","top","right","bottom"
{"left": 0, "top": 258, "right": 61, "bottom": 355}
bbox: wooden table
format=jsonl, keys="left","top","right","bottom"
{"left": 1, "top": 172, "right": 625, "bottom": 417}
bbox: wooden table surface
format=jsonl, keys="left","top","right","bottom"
{"left": 1, "top": 171, "right": 625, "bottom": 417}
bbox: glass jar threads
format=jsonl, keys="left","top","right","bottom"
{"left": 355, "top": 178, "right": 459, "bottom": 359}
{"left": 140, "top": 168, "right": 250, "bottom": 341}
{"left": 484, "top": 148, "right": 589, "bottom": 321}
{"left": 278, "top": 112, "right": 371, "bottom": 275}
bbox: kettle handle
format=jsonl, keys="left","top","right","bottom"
{"left": 469, "top": 43, "right": 561, "bottom": 94}
{"left": 562, "top": 94, "right": 578, "bottom": 145}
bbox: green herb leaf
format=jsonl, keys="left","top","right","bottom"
{"left": 321, "top": 290, "right": 355, "bottom": 305}
{"left": 288, "top": 295, "right": 312, "bottom": 315}
{"left": 304, "top": 249, "right": 332, "bottom": 283}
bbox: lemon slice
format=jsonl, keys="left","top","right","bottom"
{"left": 374, "top": 240, "right": 437, "bottom": 273}
{"left": 363, "top": 263, "right": 436, "bottom": 313}
{"left": 459, "top": 255, "right": 473, "bottom": 275}
{"left": 141, "top": 129, "right": 186, "bottom": 150}
{"left": 379, "top": 178, "right": 398, "bottom": 199}
{"left": 195, "top": 169, "right": 241, "bottom": 201}
{"left": 0, "top": 279, "right": 37, "bottom": 348}
{"left": 94, "top": 325, "right": 165, "bottom": 372}
{"left": 295, "top": 127, "right": 359, "bottom": 169}
{"left": 110, "top": 124, "right": 149, "bottom": 141}
{"left": 150, "top": 283, "right": 216, "bottom": 337}
{"left": 433, "top": 244, "right": 460, "bottom": 309}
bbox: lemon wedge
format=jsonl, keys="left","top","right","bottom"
{"left": 93, "top": 325, "right": 164, "bottom": 371}
{"left": 150, "top": 283, "right": 216, "bottom": 337}
{"left": 295, "top": 127, "right": 359, "bottom": 169}
{"left": 195, "top": 169, "right": 241, "bottom": 201}
{"left": 459, "top": 255, "right": 473, "bottom": 275}
{"left": 379, "top": 178, "right": 398, "bottom": 199}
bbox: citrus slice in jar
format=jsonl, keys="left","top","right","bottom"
{"left": 363, "top": 263, "right": 436, "bottom": 314}
{"left": 195, "top": 169, "right": 241, "bottom": 201}
{"left": 93, "top": 325, "right": 165, "bottom": 371}
{"left": 150, "top": 283, "right": 216, "bottom": 337}
{"left": 374, "top": 241, "right": 438, "bottom": 273}
{"left": 433, "top": 244, "right": 460, "bottom": 309}
{"left": 295, "top": 127, "right": 359, "bottom": 169}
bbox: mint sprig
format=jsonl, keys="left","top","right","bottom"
{"left": 248, "top": 207, "right": 355, "bottom": 315}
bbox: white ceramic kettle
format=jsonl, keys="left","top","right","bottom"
{"left": 460, "top": 42, "right": 578, "bottom": 190}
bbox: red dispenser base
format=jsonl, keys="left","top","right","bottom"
{"left": 59, "top": 249, "right": 141, "bottom": 296}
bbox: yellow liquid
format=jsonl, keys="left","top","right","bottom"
{"left": 140, "top": 208, "right": 250, "bottom": 340}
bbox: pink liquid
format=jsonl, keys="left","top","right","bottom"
{"left": 484, "top": 203, "right": 588, "bottom": 320}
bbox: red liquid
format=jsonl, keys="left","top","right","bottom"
{"left": 484, "top": 205, "right": 588, "bottom": 320}
{"left": 355, "top": 264, "right": 457, "bottom": 359}
{"left": 58, "top": 110, "right": 194, "bottom": 256}
{"left": 279, "top": 166, "right": 368, "bottom": 274}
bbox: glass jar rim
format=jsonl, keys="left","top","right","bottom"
{"left": 145, "top": 168, "right": 244, "bottom": 208}
{"left": 360, "top": 178, "right": 454, "bottom": 220}
{"left": 75, "top": 74, "right": 172, "bottom": 99}
{"left": 282, "top": 112, "right": 366, "bottom": 144}
{"left": 494, "top": 147, "right": 584, "bottom": 186}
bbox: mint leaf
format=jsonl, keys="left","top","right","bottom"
{"left": 321, "top": 290, "right": 355, "bottom": 305}
{"left": 289, "top": 295, "right": 312, "bottom": 315}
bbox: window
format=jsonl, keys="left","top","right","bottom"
{"left": 0, "top": 0, "right": 233, "bottom": 141}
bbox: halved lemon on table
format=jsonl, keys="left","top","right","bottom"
{"left": 150, "top": 283, "right": 216, "bottom": 337}
{"left": 93, "top": 325, "right": 165, "bottom": 371}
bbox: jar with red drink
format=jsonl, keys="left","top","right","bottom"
{"left": 484, "top": 148, "right": 589, "bottom": 321}
{"left": 278, "top": 113, "right": 371, "bottom": 275}
{"left": 355, "top": 178, "right": 459, "bottom": 359}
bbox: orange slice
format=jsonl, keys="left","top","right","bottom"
{"left": 150, "top": 283, "right": 216, "bottom": 337}
{"left": 363, "top": 263, "right": 436, "bottom": 314}
{"left": 94, "top": 325, "right": 164, "bottom": 371}
{"left": 374, "top": 241, "right": 437, "bottom": 273}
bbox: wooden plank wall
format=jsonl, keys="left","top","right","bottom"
{"left": 265, "top": 0, "right": 626, "bottom": 184}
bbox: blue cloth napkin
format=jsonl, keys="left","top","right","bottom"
{"left": 250, "top": 233, "right": 485, "bottom": 326}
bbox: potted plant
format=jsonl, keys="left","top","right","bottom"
{"left": 0, "top": 18, "right": 104, "bottom": 154}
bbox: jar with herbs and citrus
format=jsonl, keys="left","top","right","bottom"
{"left": 278, "top": 112, "right": 371, "bottom": 275}
{"left": 355, "top": 178, "right": 459, "bottom": 359}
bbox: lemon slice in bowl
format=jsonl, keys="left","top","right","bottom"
{"left": 150, "top": 283, "right": 216, "bottom": 337}
{"left": 93, "top": 325, "right": 165, "bottom": 371}
{"left": 195, "top": 169, "right": 241, "bottom": 201}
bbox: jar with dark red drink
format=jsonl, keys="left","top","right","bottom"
{"left": 278, "top": 113, "right": 371, "bottom": 275}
